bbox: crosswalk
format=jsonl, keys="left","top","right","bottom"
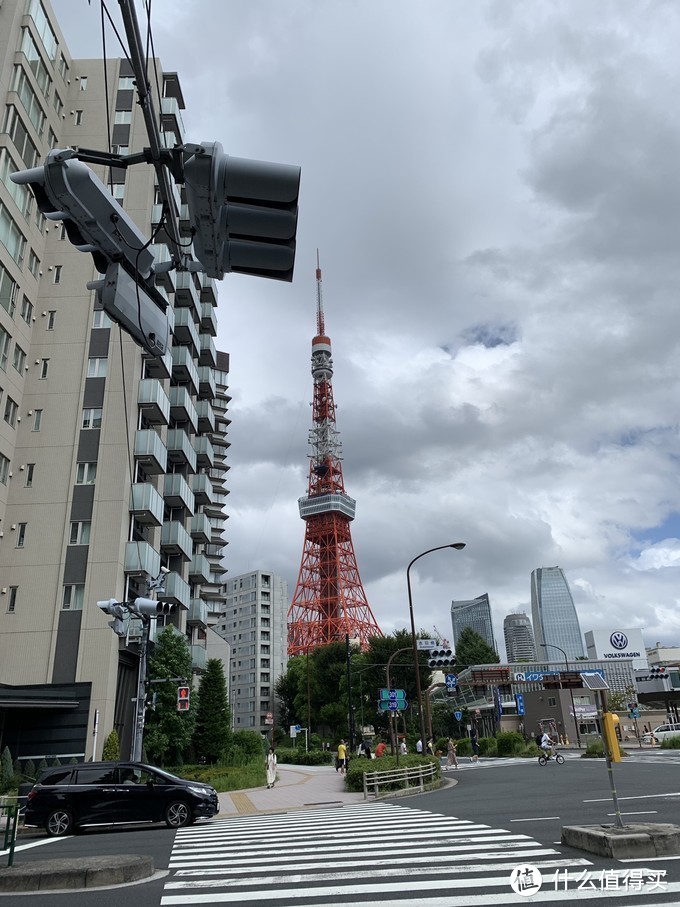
{"left": 444, "top": 752, "right": 582, "bottom": 770}
{"left": 160, "top": 801, "right": 680, "bottom": 905}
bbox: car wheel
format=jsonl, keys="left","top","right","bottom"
{"left": 45, "top": 808, "right": 74, "bottom": 837}
{"left": 165, "top": 800, "right": 191, "bottom": 829}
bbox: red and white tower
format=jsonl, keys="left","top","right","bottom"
{"left": 287, "top": 258, "right": 382, "bottom": 655}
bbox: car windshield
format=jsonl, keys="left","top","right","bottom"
{"left": 142, "top": 765, "right": 182, "bottom": 783}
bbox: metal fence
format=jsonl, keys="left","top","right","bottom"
{"left": 0, "top": 800, "right": 20, "bottom": 867}
{"left": 362, "top": 762, "right": 439, "bottom": 800}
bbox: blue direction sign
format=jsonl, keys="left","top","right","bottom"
{"left": 379, "top": 700, "right": 408, "bottom": 711}
{"left": 445, "top": 673, "right": 457, "bottom": 689}
{"left": 454, "top": 710, "right": 463, "bottom": 721}
{"left": 379, "top": 688, "right": 406, "bottom": 701}
{"left": 515, "top": 693, "right": 525, "bottom": 716}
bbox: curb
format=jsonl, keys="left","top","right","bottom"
{"left": 562, "top": 823, "right": 680, "bottom": 859}
{"left": 0, "top": 855, "right": 154, "bottom": 892}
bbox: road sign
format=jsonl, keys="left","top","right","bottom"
{"left": 379, "top": 688, "right": 406, "bottom": 701}
{"left": 289, "top": 725, "right": 297, "bottom": 738}
{"left": 265, "top": 711, "right": 274, "bottom": 726}
{"left": 417, "top": 639, "right": 437, "bottom": 650}
{"left": 454, "top": 710, "right": 463, "bottom": 721}
{"left": 445, "top": 673, "right": 457, "bottom": 689}
{"left": 379, "top": 700, "right": 408, "bottom": 711}
{"left": 515, "top": 693, "right": 525, "bottom": 716}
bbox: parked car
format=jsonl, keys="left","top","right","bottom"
{"left": 641, "top": 722, "right": 680, "bottom": 744}
{"left": 23, "top": 761, "right": 219, "bottom": 836}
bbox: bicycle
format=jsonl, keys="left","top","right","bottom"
{"left": 538, "top": 749, "right": 565, "bottom": 766}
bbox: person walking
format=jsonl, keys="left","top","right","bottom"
{"left": 266, "top": 747, "right": 277, "bottom": 789}
{"left": 446, "top": 737, "right": 458, "bottom": 770}
{"left": 337, "top": 739, "right": 348, "bottom": 774}
{"left": 470, "top": 729, "right": 480, "bottom": 763}
{"left": 375, "top": 740, "right": 387, "bottom": 758}
{"left": 399, "top": 739, "right": 408, "bottom": 755}
{"left": 416, "top": 738, "right": 423, "bottom": 754}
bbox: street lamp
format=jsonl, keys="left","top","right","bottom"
{"left": 407, "top": 542, "right": 466, "bottom": 755}
{"left": 540, "top": 643, "right": 581, "bottom": 748}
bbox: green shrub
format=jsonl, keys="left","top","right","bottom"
{"left": 272, "top": 748, "right": 333, "bottom": 766}
{"left": 344, "top": 754, "right": 440, "bottom": 793}
{"left": 24, "top": 760, "right": 36, "bottom": 781}
{"left": 223, "top": 731, "right": 266, "bottom": 766}
{"left": 102, "top": 729, "right": 120, "bottom": 761}
{"left": 496, "top": 731, "right": 525, "bottom": 756}
{"left": 0, "top": 747, "right": 13, "bottom": 793}
{"left": 169, "top": 762, "right": 266, "bottom": 792}
{"left": 456, "top": 737, "right": 472, "bottom": 756}
{"left": 584, "top": 740, "right": 605, "bottom": 758}
{"left": 661, "top": 736, "right": 680, "bottom": 749}
{"left": 521, "top": 742, "right": 541, "bottom": 757}
{"left": 478, "top": 736, "right": 497, "bottom": 757}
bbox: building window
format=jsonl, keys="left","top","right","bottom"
{"left": 20, "top": 296, "right": 32, "bottom": 323}
{"left": 28, "top": 250, "right": 39, "bottom": 277}
{"left": 82, "top": 407, "right": 102, "bottom": 429}
{"left": 0, "top": 264, "right": 18, "bottom": 318}
{"left": 39, "top": 358, "right": 49, "bottom": 378}
{"left": 118, "top": 76, "right": 135, "bottom": 90}
{"left": 53, "top": 92, "right": 63, "bottom": 116}
{"left": 548, "top": 697, "right": 557, "bottom": 707}
{"left": 52, "top": 265, "right": 61, "bottom": 284}
{"left": 58, "top": 52, "right": 68, "bottom": 81}
{"left": 47, "top": 310, "right": 56, "bottom": 329}
{"left": 114, "top": 110, "right": 132, "bottom": 124}
{"left": 28, "top": 0, "right": 58, "bottom": 60}
{"left": 32, "top": 409, "right": 42, "bottom": 431}
{"left": 76, "top": 462, "right": 96, "bottom": 484}
{"left": 7, "top": 586, "right": 18, "bottom": 613}
{"left": 111, "top": 184, "right": 125, "bottom": 201}
{"left": 92, "top": 310, "right": 112, "bottom": 329}
{"left": 87, "top": 357, "right": 107, "bottom": 378}
{"left": 0, "top": 327, "right": 10, "bottom": 371}
{"left": 79, "top": 76, "right": 87, "bottom": 91}
{"left": 25, "top": 463, "right": 34, "bottom": 487}
{"left": 62, "top": 584, "right": 84, "bottom": 611}
{"left": 16, "top": 523, "right": 26, "bottom": 548}
{"left": 3, "top": 397, "right": 18, "bottom": 428}
{"left": 0, "top": 454, "right": 9, "bottom": 485}
{"left": 3, "top": 105, "right": 39, "bottom": 169}
{"left": 69, "top": 521, "right": 91, "bottom": 545}
{"left": 12, "top": 345, "right": 25, "bottom": 373}
{"left": 74, "top": 110, "right": 83, "bottom": 126}
{"left": 0, "top": 200, "right": 26, "bottom": 268}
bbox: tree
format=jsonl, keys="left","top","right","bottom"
{"left": 0, "top": 746, "right": 13, "bottom": 793}
{"left": 192, "top": 659, "right": 231, "bottom": 763}
{"left": 606, "top": 685, "right": 637, "bottom": 712}
{"left": 144, "top": 626, "right": 194, "bottom": 765}
{"left": 454, "top": 627, "right": 500, "bottom": 669}
{"left": 102, "top": 729, "right": 120, "bottom": 761}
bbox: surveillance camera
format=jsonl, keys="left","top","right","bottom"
{"left": 160, "top": 566, "right": 170, "bottom": 575}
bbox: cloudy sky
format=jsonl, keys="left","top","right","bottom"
{"left": 52, "top": 0, "right": 680, "bottom": 657}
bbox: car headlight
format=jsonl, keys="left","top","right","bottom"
{"left": 188, "top": 785, "right": 211, "bottom": 796}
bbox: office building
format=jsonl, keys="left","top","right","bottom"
{"left": 530, "top": 566, "right": 585, "bottom": 662}
{"left": 503, "top": 611, "right": 536, "bottom": 662}
{"left": 451, "top": 593, "right": 496, "bottom": 651}
{"left": 0, "top": 0, "right": 229, "bottom": 760}
{"left": 215, "top": 570, "right": 288, "bottom": 733}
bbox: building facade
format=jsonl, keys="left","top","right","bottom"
{"left": 451, "top": 593, "right": 496, "bottom": 651}
{"left": 215, "top": 571, "right": 288, "bottom": 734}
{"left": 503, "top": 611, "right": 536, "bottom": 662}
{"left": 0, "top": 0, "right": 229, "bottom": 760}
{"left": 530, "top": 566, "right": 585, "bottom": 662}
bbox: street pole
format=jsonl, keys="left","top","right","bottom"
{"left": 386, "top": 647, "right": 412, "bottom": 764}
{"left": 346, "top": 634, "right": 356, "bottom": 752}
{"left": 131, "top": 617, "right": 150, "bottom": 761}
{"left": 407, "top": 543, "right": 466, "bottom": 756}
{"left": 541, "top": 643, "right": 581, "bottom": 748}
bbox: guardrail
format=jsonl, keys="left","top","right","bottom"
{"left": 363, "top": 762, "right": 439, "bottom": 800}
{"left": 0, "top": 800, "right": 20, "bottom": 867}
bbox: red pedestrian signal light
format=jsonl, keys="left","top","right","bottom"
{"left": 177, "top": 685, "right": 191, "bottom": 711}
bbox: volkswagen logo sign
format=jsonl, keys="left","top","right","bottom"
{"left": 610, "top": 631, "right": 628, "bottom": 650}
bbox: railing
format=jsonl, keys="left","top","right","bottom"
{"left": 1, "top": 800, "right": 19, "bottom": 866}
{"left": 362, "top": 763, "right": 439, "bottom": 800}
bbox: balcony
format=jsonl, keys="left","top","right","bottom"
{"left": 169, "top": 386, "right": 198, "bottom": 433}
{"left": 173, "top": 307, "right": 200, "bottom": 354}
{"left": 191, "top": 473, "right": 214, "bottom": 506}
{"left": 166, "top": 428, "right": 197, "bottom": 472}
{"left": 129, "top": 483, "right": 164, "bottom": 527}
{"left": 174, "top": 271, "right": 200, "bottom": 320}
{"left": 163, "top": 473, "right": 195, "bottom": 513}
{"left": 188, "top": 554, "right": 211, "bottom": 583}
{"left": 198, "top": 366, "right": 216, "bottom": 400}
{"left": 179, "top": 203, "right": 191, "bottom": 236}
{"left": 199, "top": 274, "right": 217, "bottom": 306}
{"left": 160, "top": 96, "right": 185, "bottom": 139}
{"left": 150, "top": 244, "right": 176, "bottom": 293}
{"left": 190, "top": 643, "right": 207, "bottom": 672}
{"left": 171, "top": 346, "right": 199, "bottom": 395}
{"left": 194, "top": 435, "right": 214, "bottom": 469}
{"left": 195, "top": 399, "right": 215, "bottom": 433}
{"left": 198, "top": 333, "right": 217, "bottom": 368}
{"left": 187, "top": 598, "right": 208, "bottom": 627}
{"left": 134, "top": 429, "right": 167, "bottom": 475}
{"left": 143, "top": 346, "right": 172, "bottom": 380}
{"left": 138, "top": 378, "right": 170, "bottom": 425}
{"left": 124, "top": 540, "right": 160, "bottom": 577}
{"left": 160, "top": 520, "right": 193, "bottom": 560}
{"left": 163, "top": 571, "right": 191, "bottom": 609}
{"left": 200, "top": 302, "right": 217, "bottom": 337}
{"left": 190, "top": 512, "right": 211, "bottom": 544}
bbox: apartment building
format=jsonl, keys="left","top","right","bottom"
{"left": 0, "top": 0, "right": 229, "bottom": 760}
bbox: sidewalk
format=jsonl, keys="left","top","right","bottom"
{"left": 217, "top": 762, "right": 365, "bottom": 816}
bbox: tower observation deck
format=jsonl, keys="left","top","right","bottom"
{"left": 287, "top": 258, "right": 382, "bottom": 655}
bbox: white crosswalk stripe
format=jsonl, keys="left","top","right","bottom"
{"left": 161, "top": 802, "right": 680, "bottom": 905}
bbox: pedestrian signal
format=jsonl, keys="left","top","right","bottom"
{"left": 177, "top": 685, "right": 191, "bottom": 711}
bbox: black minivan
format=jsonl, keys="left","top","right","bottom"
{"left": 23, "top": 761, "right": 219, "bottom": 836}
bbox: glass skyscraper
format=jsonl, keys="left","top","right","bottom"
{"left": 530, "top": 567, "right": 585, "bottom": 662}
{"left": 451, "top": 594, "right": 496, "bottom": 651}
{"left": 503, "top": 612, "right": 536, "bottom": 662}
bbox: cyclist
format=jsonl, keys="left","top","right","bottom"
{"left": 540, "top": 730, "right": 556, "bottom": 759}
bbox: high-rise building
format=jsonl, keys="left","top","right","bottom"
{"left": 503, "top": 612, "right": 536, "bottom": 662}
{"left": 215, "top": 571, "right": 288, "bottom": 733}
{"left": 531, "top": 567, "right": 585, "bottom": 662}
{"left": 0, "top": 0, "right": 229, "bottom": 761}
{"left": 451, "top": 594, "right": 496, "bottom": 651}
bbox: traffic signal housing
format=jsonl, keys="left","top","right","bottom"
{"left": 177, "top": 685, "right": 191, "bottom": 712}
{"left": 182, "top": 142, "right": 300, "bottom": 281}
{"left": 428, "top": 648, "right": 454, "bottom": 669}
{"left": 97, "top": 598, "right": 127, "bottom": 637}
{"left": 130, "top": 598, "right": 177, "bottom": 618}
{"left": 649, "top": 666, "right": 667, "bottom": 678}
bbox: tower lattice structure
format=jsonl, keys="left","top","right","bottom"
{"left": 287, "top": 260, "right": 381, "bottom": 655}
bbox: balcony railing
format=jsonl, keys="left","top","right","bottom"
{"left": 166, "top": 428, "right": 197, "bottom": 472}
{"left": 200, "top": 302, "right": 217, "bottom": 337}
{"left": 130, "top": 483, "right": 164, "bottom": 526}
{"left": 190, "top": 512, "right": 211, "bottom": 543}
{"left": 138, "top": 379, "right": 170, "bottom": 425}
{"left": 190, "top": 643, "right": 207, "bottom": 672}
{"left": 124, "top": 541, "right": 160, "bottom": 577}
{"left": 134, "top": 429, "right": 167, "bottom": 475}
{"left": 193, "top": 435, "right": 214, "bottom": 469}
{"left": 195, "top": 399, "right": 215, "bottom": 433}
{"left": 163, "top": 473, "right": 195, "bottom": 513}
{"left": 189, "top": 554, "right": 211, "bottom": 583}
{"left": 162, "top": 571, "right": 191, "bottom": 609}
{"left": 160, "top": 520, "right": 193, "bottom": 560}
{"left": 199, "top": 274, "right": 217, "bottom": 306}
{"left": 198, "top": 366, "right": 216, "bottom": 400}
{"left": 171, "top": 346, "right": 199, "bottom": 395}
{"left": 198, "top": 333, "right": 217, "bottom": 368}
{"left": 191, "top": 473, "right": 214, "bottom": 505}
{"left": 187, "top": 598, "right": 208, "bottom": 627}
{"left": 169, "top": 386, "right": 198, "bottom": 433}
{"left": 173, "top": 307, "right": 200, "bottom": 354}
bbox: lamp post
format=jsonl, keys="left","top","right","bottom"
{"left": 540, "top": 643, "right": 581, "bottom": 748}
{"left": 407, "top": 543, "right": 466, "bottom": 756}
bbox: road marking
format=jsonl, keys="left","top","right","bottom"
{"left": 510, "top": 816, "right": 561, "bottom": 822}
{"left": 584, "top": 791, "right": 680, "bottom": 802}
{"left": 607, "top": 810, "right": 657, "bottom": 816}
{"left": 0, "top": 835, "right": 68, "bottom": 855}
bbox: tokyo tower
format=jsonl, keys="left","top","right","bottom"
{"left": 287, "top": 257, "right": 382, "bottom": 655}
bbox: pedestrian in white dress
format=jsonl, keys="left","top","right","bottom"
{"left": 266, "top": 747, "right": 277, "bottom": 788}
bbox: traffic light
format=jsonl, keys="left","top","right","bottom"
{"left": 650, "top": 666, "right": 667, "bottom": 678}
{"left": 130, "top": 598, "right": 177, "bottom": 618}
{"left": 182, "top": 142, "right": 300, "bottom": 281}
{"left": 11, "top": 149, "right": 154, "bottom": 279}
{"left": 428, "top": 648, "right": 454, "bottom": 668}
{"left": 97, "top": 598, "right": 127, "bottom": 637}
{"left": 177, "top": 685, "right": 191, "bottom": 711}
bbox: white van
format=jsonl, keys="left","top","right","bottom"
{"left": 643, "top": 722, "right": 680, "bottom": 743}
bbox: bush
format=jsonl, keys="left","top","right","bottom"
{"left": 272, "top": 748, "right": 333, "bottom": 766}
{"left": 478, "top": 737, "right": 497, "bottom": 757}
{"left": 224, "top": 731, "right": 266, "bottom": 766}
{"left": 102, "top": 729, "right": 120, "bottom": 761}
{"left": 584, "top": 740, "right": 605, "bottom": 758}
{"left": 496, "top": 731, "right": 525, "bottom": 757}
{"left": 661, "top": 736, "right": 680, "bottom": 749}
{"left": 344, "top": 754, "right": 440, "bottom": 793}
{"left": 0, "top": 747, "right": 13, "bottom": 793}
{"left": 456, "top": 737, "right": 472, "bottom": 756}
